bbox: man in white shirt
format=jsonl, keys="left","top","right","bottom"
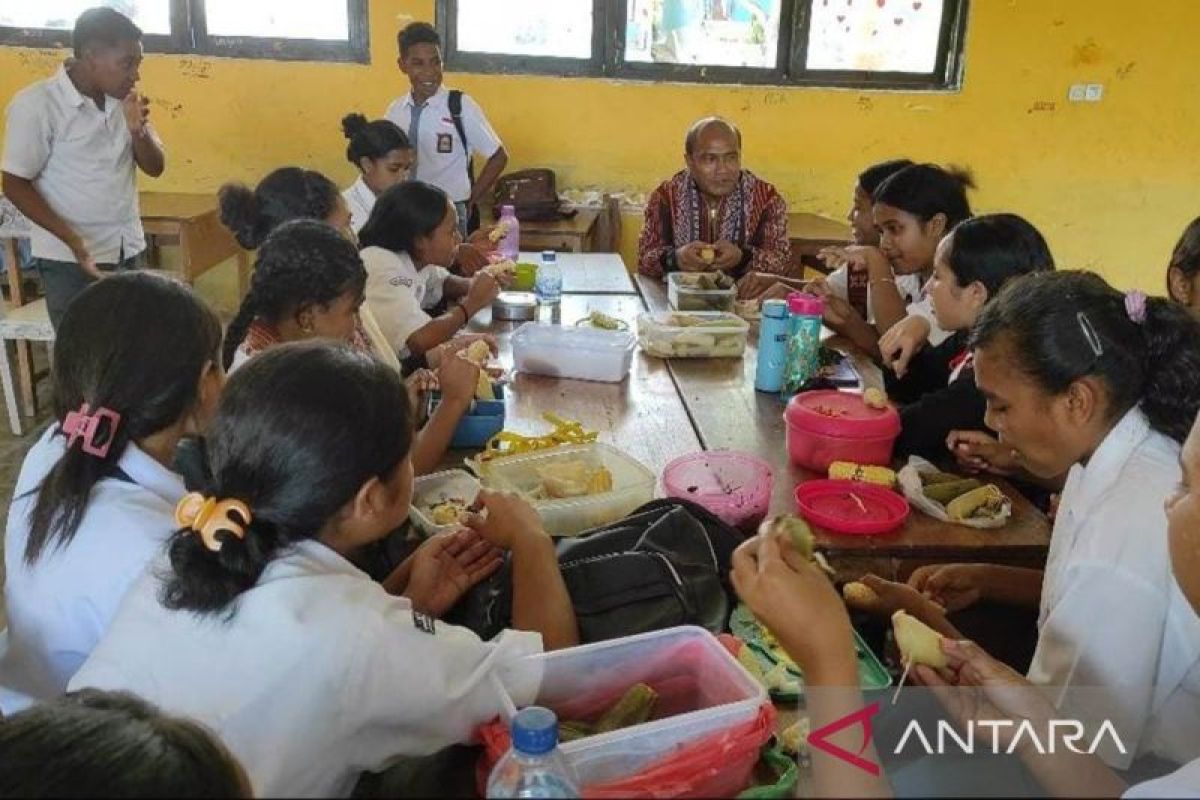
{"left": 384, "top": 22, "right": 507, "bottom": 238}
{"left": 1, "top": 8, "right": 165, "bottom": 328}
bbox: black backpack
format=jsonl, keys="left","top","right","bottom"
{"left": 447, "top": 499, "right": 744, "bottom": 643}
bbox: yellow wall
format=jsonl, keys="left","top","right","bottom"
{"left": 1, "top": 0, "right": 1197, "bottom": 291}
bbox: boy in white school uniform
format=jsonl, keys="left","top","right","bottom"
{"left": 384, "top": 22, "right": 507, "bottom": 239}
{"left": 1, "top": 7, "right": 165, "bottom": 329}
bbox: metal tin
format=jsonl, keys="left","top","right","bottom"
{"left": 492, "top": 291, "right": 539, "bottom": 321}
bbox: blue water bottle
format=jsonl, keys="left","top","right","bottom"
{"left": 486, "top": 706, "right": 580, "bottom": 799}
{"left": 782, "top": 292, "right": 825, "bottom": 398}
{"left": 755, "top": 298, "right": 790, "bottom": 393}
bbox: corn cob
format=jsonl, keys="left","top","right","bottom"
{"left": 829, "top": 461, "right": 896, "bottom": 487}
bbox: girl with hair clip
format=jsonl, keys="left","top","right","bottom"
{"left": 70, "top": 342, "right": 577, "bottom": 798}
{"left": 223, "top": 219, "right": 478, "bottom": 477}
{"left": 358, "top": 180, "right": 507, "bottom": 361}
{"left": 811, "top": 162, "right": 974, "bottom": 361}
{"left": 340, "top": 112, "right": 499, "bottom": 275}
{"left": 875, "top": 271, "right": 1200, "bottom": 773}
{"left": 1166, "top": 216, "right": 1200, "bottom": 313}
{"left": 0, "top": 273, "right": 223, "bottom": 713}
{"left": 890, "top": 213, "right": 1055, "bottom": 460}
{"left": 0, "top": 689, "right": 250, "bottom": 798}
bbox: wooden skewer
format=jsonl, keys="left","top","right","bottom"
{"left": 892, "top": 659, "right": 913, "bottom": 706}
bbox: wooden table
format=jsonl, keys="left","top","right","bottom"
{"left": 788, "top": 211, "right": 853, "bottom": 274}
{"left": 483, "top": 206, "right": 600, "bottom": 253}
{"left": 453, "top": 292, "right": 700, "bottom": 479}
{"left": 519, "top": 251, "right": 635, "bottom": 295}
{"left": 636, "top": 274, "right": 1051, "bottom": 568}
{"left": 139, "top": 192, "right": 251, "bottom": 294}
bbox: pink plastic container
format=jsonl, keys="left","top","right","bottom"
{"left": 662, "top": 451, "right": 773, "bottom": 534}
{"left": 784, "top": 390, "right": 901, "bottom": 472}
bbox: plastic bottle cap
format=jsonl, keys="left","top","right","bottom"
{"left": 511, "top": 706, "right": 559, "bottom": 756}
{"left": 501, "top": 205, "right": 516, "bottom": 215}
{"left": 541, "top": 250, "right": 558, "bottom": 263}
{"left": 787, "top": 292, "right": 824, "bottom": 317}
{"left": 762, "top": 298, "right": 788, "bottom": 319}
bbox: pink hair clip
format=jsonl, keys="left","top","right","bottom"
{"left": 1125, "top": 290, "right": 1148, "bottom": 325}
{"left": 61, "top": 403, "right": 122, "bottom": 459}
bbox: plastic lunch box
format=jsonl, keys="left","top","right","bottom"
{"left": 784, "top": 389, "right": 901, "bottom": 472}
{"left": 511, "top": 323, "right": 635, "bottom": 383}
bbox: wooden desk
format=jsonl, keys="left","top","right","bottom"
{"left": 484, "top": 207, "right": 600, "bottom": 253}
{"left": 139, "top": 192, "right": 251, "bottom": 294}
{"left": 455, "top": 293, "right": 700, "bottom": 479}
{"left": 519, "top": 251, "right": 635, "bottom": 295}
{"left": 636, "top": 274, "right": 1051, "bottom": 565}
{"left": 788, "top": 211, "right": 853, "bottom": 274}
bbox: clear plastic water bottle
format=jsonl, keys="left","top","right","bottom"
{"left": 497, "top": 205, "right": 521, "bottom": 261}
{"left": 486, "top": 707, "right": 580, "bottom": 799}
{"left": 535, "top": 250, "right": 562, "bottom": 305}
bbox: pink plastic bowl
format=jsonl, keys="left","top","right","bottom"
{"left": 663, "top": 451, "right": 774, "bottom": 535}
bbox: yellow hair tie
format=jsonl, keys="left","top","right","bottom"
{"left": 175, "top": 492, "right": 252, "bottom": 553}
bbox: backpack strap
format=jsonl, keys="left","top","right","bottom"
{"left": 447, "top": 90, "right": 475, "bottom": 189}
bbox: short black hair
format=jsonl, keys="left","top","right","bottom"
{"left": 1169, "top": 217, "right": 1200, "bottom": 281}
{"left": 941, "top": 213, "right": 1055, "bottom": 299}
{"left": 0, "top": 689, "right": 247, "bottom": 798}
{"left": 873, "top": 163, "right": 975, "bottom": 230}
{"left": 72, "top": 7, "right": 142, "bottom": 58}
{"left": 857, "top": 159, "right": 915, "bottom": 198}
{"left": 358, "top": 180, "right": 451, "bottom": 255}
{"left": 684, "top": 117, "right": 742, "bottom": 156}
{"left": 398, "top": 21, "right": 440, "bottom": 59}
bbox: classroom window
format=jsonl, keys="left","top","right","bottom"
{"left": 438, "top": 0, "right": 969, "bottom": 90}
{"left": 0, "top": 0, "right": 368, "bottom": 63}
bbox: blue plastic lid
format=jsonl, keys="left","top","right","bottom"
{"left": 762, "top": 298, "right": 788, "bottom": 319}
{"left": 511, "top": 706, "right": 559, "bottom": 755}
{"left": 541, "top": 250, "right": 558, "bottom": 264}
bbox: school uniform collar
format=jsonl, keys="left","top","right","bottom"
{"left": 262, "top": 538, "right": 369, "bottom": 583}
{"left": 115, "top": 441, "right": 188, "bottom": 507}
{"left": 402, "top": 86, "right": 448, "bottom": 109}
{"left": 52, "top": 62, "right": 119, "bottom": 116}
{"left": 1066, "top": 406, "right": 1153, "bottom": 513}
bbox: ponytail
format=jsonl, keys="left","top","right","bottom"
{"left": 161, "top": 342, "right": 414, "bottom": 615}
{"left": 971, "top": 270, "right": 1200, "bottom": 444}
{"left": 25, "top": 274, "right": 221, "bottom": 565}
{"left": 218, "top": 168, "right": 341, "bottom": 251}
{"left": 341, "top": 112, "right": 410, "bottom": 167}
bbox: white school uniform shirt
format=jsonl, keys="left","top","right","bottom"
{"left": 1, "top": 64, "right": 146, "bottom": 263}
{"left": 383, "top": 87, "right": 502, "bottom": 203}
{"left": 1124, "top": 757, "right": 1200, "bottom": 798}
{"left": 1027, "top": 408, "right": 1200, "bottom": 769}
{"left": 0, "top": 427, "right": 184, "bottom": 713}
{"left": 343, "top": 176, "right": 376, "bottom": 234}
{"left": 70, "top": 540, "right": 542, "bottom": 798}
{"left": 360, "top": 246, "right": 451, "bottom": 357}
{"left": 823, "top": 265, "right": 953, "bottom": 347}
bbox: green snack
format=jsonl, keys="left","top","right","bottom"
{"left": 558, "top": 720, "right": 595, "bottom": 743}
{"left": 919, "top": 470, "right": 965, "bottom": 487}
{"left": 922, "top": 478, "right": 983, "bottom": 505}
{"left": 593, "top": 683, "right": 659, "bottom": 734}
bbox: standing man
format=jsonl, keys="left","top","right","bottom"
{"left": 637, "top": 116, "right": 792, "bottom": 280}
{"left": 1, "top": 7, "right": 164, "bottom": 329}
{"left": 385, "top": 22, "right": 507, "bottom": 240}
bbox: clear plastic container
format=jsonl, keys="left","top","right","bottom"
{"left": 667, "top": 272, "right": 737, "bottom": 312}
{"left": 410, "top": 469, "right": 482, "bottom": 537}
{"left": 511, "top": 323, "right": 634, "bottom": 384}
{"left": 491, "top": 626, "right": 766, "bottom": 788}
{"left": 662, "top": 451, "right": 773, "bottom": 534}
{"left": 481, "top": 443, "right": 655, "bottom": 536}
{"left": 637, "top": 311, "right": 749, "bottom": 359}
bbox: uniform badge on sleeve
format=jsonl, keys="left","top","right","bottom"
{"left": 413, "top": 610, "right": 437, "bottom": 635}
{"left": 436, "top": 133, "right": 453, "bottom": 154}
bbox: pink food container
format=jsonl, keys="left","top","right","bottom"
{"left": 662, "top": 451, "right": 773, "bottom": 535}
{"left": 784, "top": 390, "right": 901, "bottom": 472}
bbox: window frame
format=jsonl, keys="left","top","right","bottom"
{"left": 0, "top": 0, "right": 369, "bottom": 64}
{"left": 436, "top": 0, "right": 969, "bottom": 91}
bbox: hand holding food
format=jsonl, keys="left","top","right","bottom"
{"left": 465, "top": 269, "right": 502, "bottom": 312}
{"left": 946, "top": 429, "right": 1022, "bottom": 476}
{"left": 843, "top": 574, "right": 947, "bottom": 619}
{"left": 711, "top": 239, "right": 743, "bottom": 271}
{"left": 907, "top": 563, "right": 987, "bottom": 613}
{"left": 437, "top": 347, "right": 482, "bottom": 405}
{"left": 892, "top": 610, "right": 948, "bottom": 669}
{"left": 481, "top": 259, "right": 516, "bottom": 287}
{"left": 465, "top": 488, "right": 548, "bottom": 549}
{"left": 458, "top": 339, "right": 497, "bottom": 401}
{"left": 676, "top": 241, "right": 715, "bottom": 272}
{"left": 862, "top": 386, "right": 889, "bottom": 410}
{"left": 453, "top": 243, "right": 491, "bottom": 276}
{"left": 487, "top": 220, "right": 511, "bottom": 244}
{"left": 879, "top": 315, "right": 932, "bottom": 378}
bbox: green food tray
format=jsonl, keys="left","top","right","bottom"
{"left": 729, "top": 604, "right": 891, "bottom": 701}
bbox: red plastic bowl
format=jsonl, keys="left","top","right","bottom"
{"left": 794, "top": 479, "right": 909, "bottom": 536}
